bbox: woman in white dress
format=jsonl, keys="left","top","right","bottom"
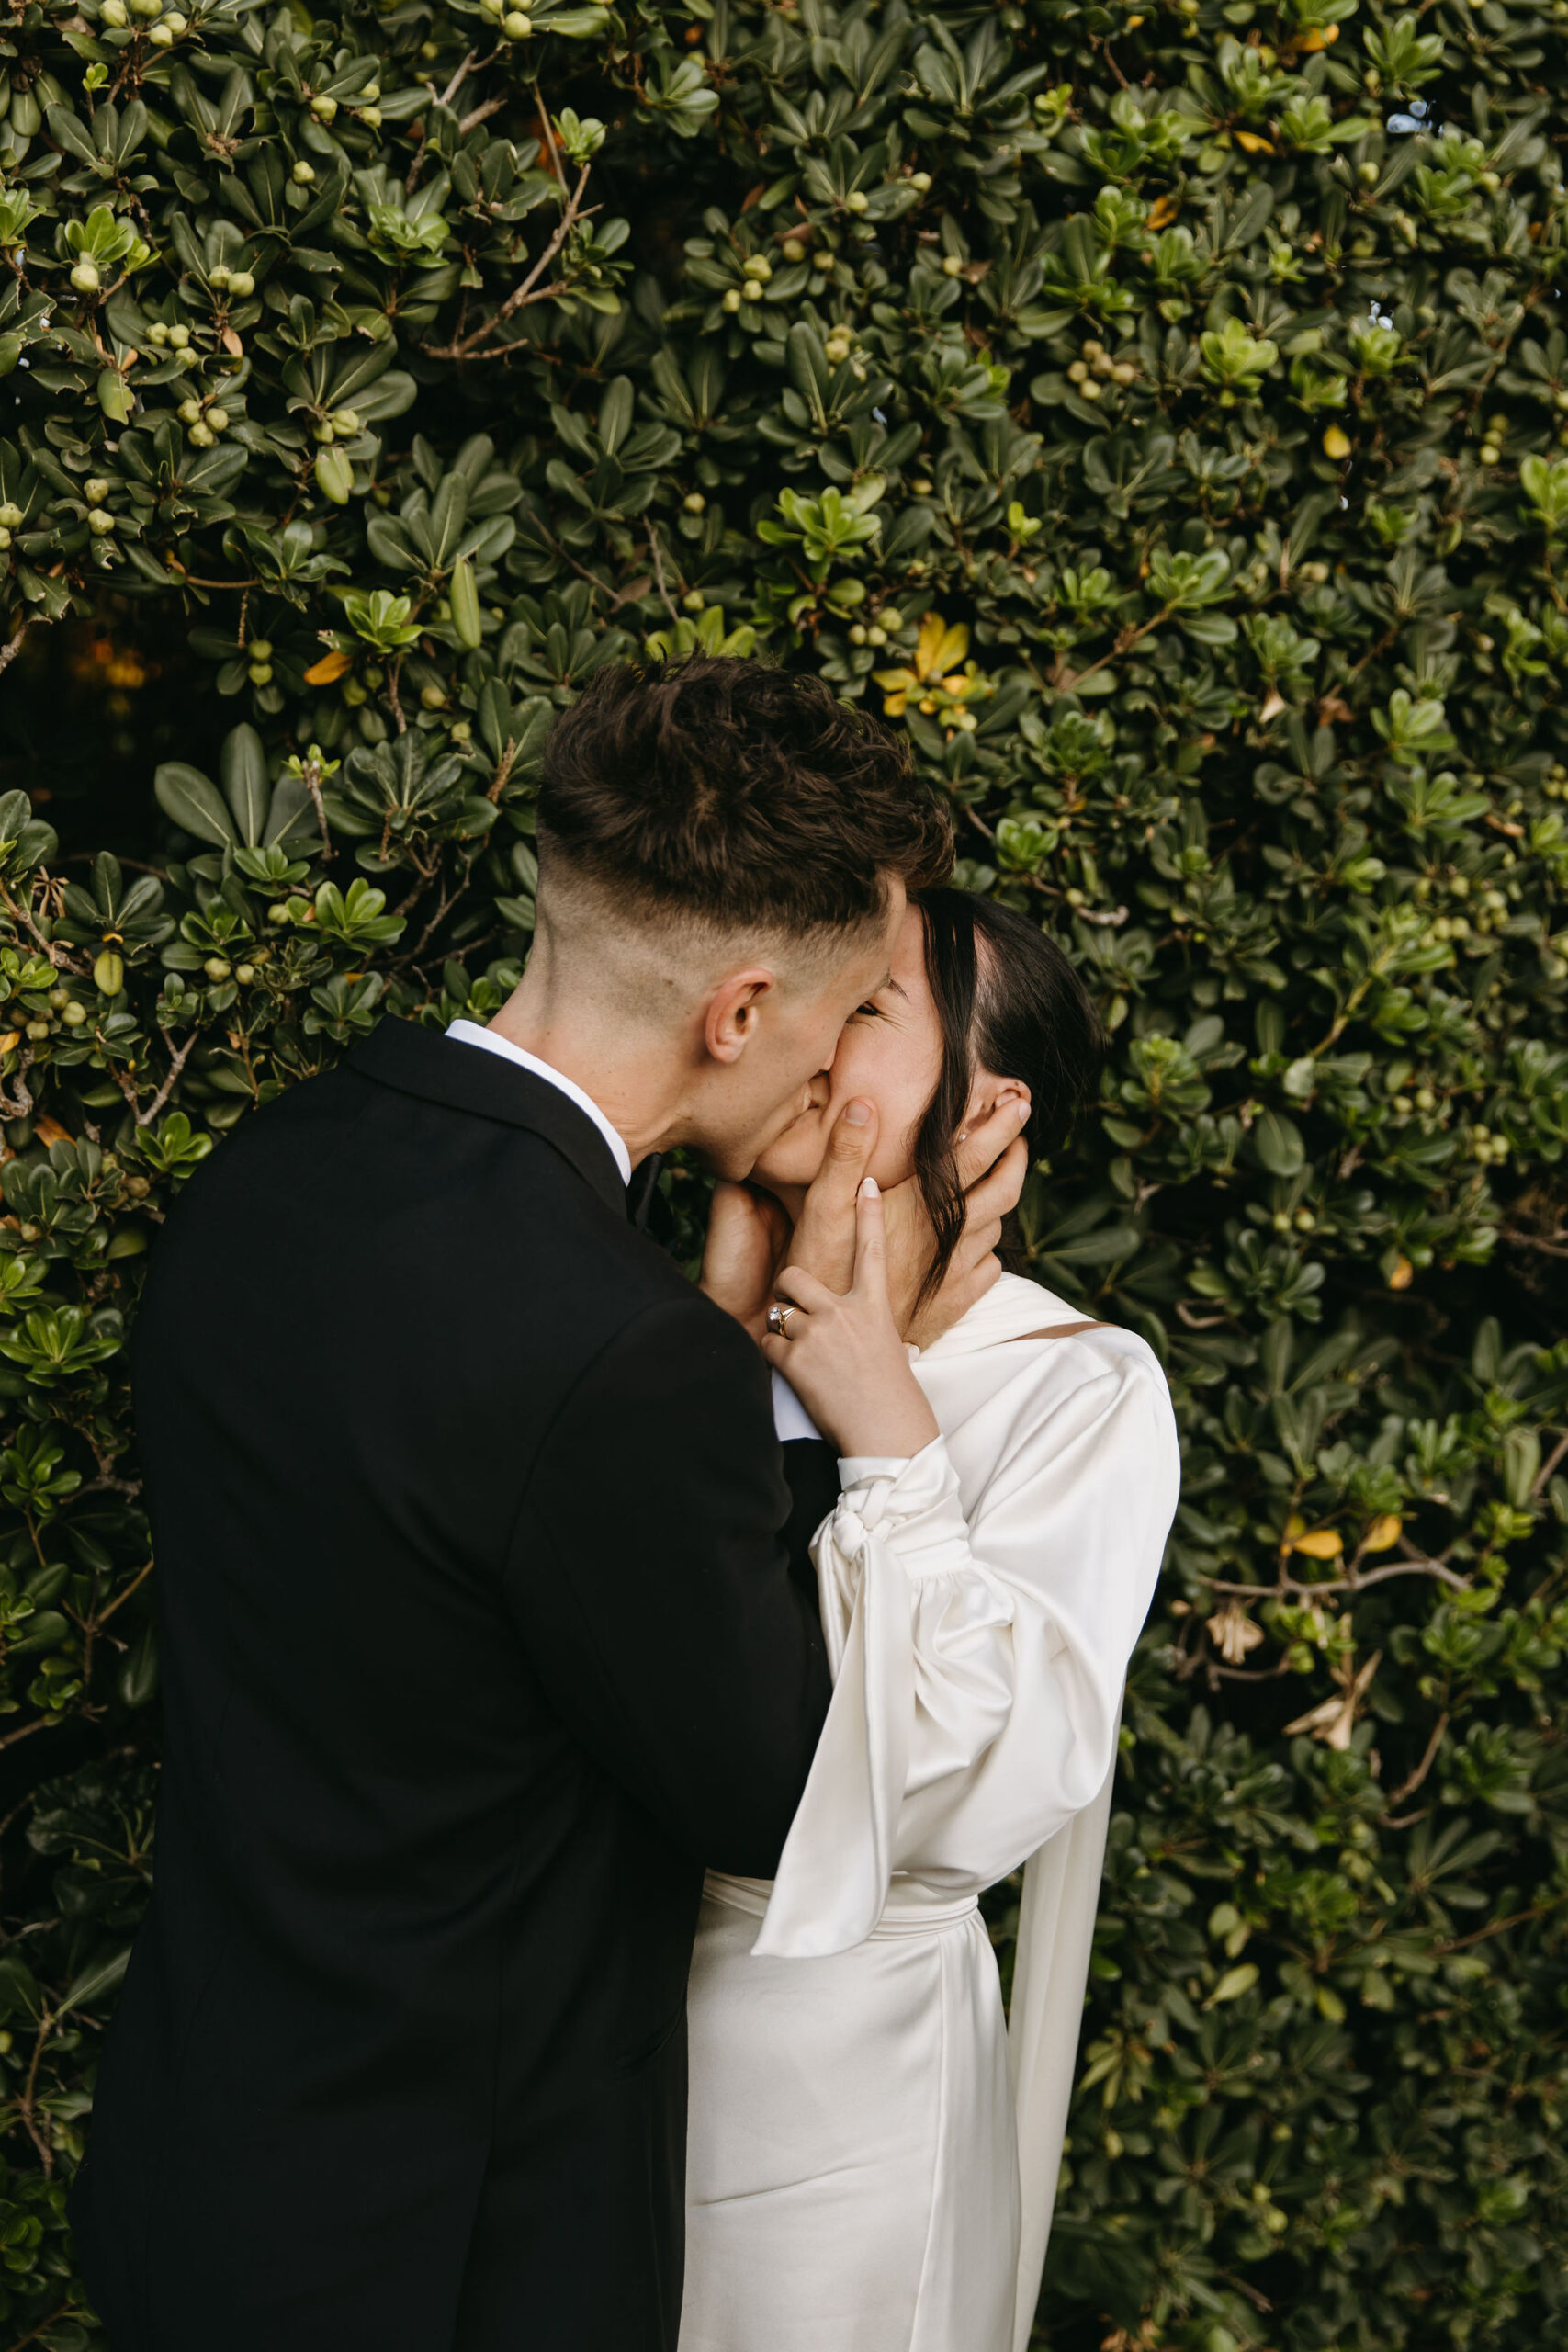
{"left": 680, "top": 888, "right": 1181, "bottom": 2352}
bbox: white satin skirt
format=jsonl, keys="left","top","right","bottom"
{"left": 680, "top": 1872, "right": 1020, "bottom": 2352}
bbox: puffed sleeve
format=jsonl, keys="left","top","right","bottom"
{"left": 753, "top": 1340, "right": 1178, "bottom": 1959}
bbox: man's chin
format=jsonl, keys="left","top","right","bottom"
{"left": 700, "top": 1103, "right": 821, "bottom": 1185}
{"left": 690, "top": 1136, "right": 770, "bottom": 1183}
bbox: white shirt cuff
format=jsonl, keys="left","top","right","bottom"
{"left": 771, "top": 1368, "right": 822, "bottom": 1444}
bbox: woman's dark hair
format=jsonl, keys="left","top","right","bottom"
{"left": 908, "top": 889, "right": 1104, "bottom": 1306}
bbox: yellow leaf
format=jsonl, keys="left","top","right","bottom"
{"left": 1235, "top": 132, "right": 1276, "bottom": 155}
{"left": 0, "top": 1031, "right": 20, "bottom": 1055}
{"left": 1363, "top": 1514, "right": 1403, "bottom": 1554}
{"left": 913, "top": 611, "right": 946, "bottom": 677}
{"left": 1322, "top": 424, "right": 1351, "bottom": 461}
{"left": 1284, "top": 1513, "right": 1307, "bottom": 1540}
{"left": 1292, "top": 1527, "right": 1345, "bottom": 1560}
{"left": 915, "top": 611, "right": 968, "bottom": 680}
{"left": 881, "top": 692, "right": 908, "bottom": 717}
{"left": 1297, "top": 22, "right": 1339, "bottom": 47}
{"left": 34, "top": 1115, "right": 72, "bottom": 1148}
{"left": 305, "top": 648, "right": 353, "bottom": 685}
{"left": 1146, "top": 195, "right": 1179, "bottom": 232}
{"left": 1389, "top": 1254, "right": 1414, "bottom": 1290}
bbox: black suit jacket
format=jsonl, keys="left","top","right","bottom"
{"left": 71, "top": 1020, "right": 834, "bottom": 2352}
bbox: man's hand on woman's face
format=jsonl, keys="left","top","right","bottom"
{"left": 783, "top": 1093, "right": 1031, "bottom": 1338}
{"left": 903, "top": 1128, "right": 1028, "bottom": 1351}
{"left": 698, "top": 1182, "right": 792, "bottom": 1344}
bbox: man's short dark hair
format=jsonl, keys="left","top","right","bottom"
{"left": 537, "top": 656, "right": 953, "bottom": 934}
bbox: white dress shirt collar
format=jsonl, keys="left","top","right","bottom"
{"left": 446, "top": 1019, "right": 633, "bottom": 1187}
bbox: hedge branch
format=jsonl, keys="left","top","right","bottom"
{"left": 647, "top": 523, "right": 682, "bottom": 624}
{"left": 0, "top": 616, "right": 30, "bottom": 679}
{"left": 107, "top": 1030, "right": 198, "bottom": 1129}
{"left": 7, "top": 2301, "right": 73, "bottom": 2351}
{"left": 1382, "top": 1711, "right": 1451, "bottom": 1812}
{"left": 423, "top": 164, "right": 593, "bottom": 361}
{"left": 1202, "top": 1555, "right": 1471, "bottom": 1602}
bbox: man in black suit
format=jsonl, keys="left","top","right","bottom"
{"left": 71, "top": 660, "right": 1012, "bottom": 2349}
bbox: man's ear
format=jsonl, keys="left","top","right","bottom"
{"left": 703, "top": 967, "right": 778, "bottom": 1065}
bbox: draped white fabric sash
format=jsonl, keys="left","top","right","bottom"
{"left": 1006, "top": 1713, "right": 1120, "bottom": 2352}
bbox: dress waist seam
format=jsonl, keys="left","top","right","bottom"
{"left": 702, "top": 1871, "right": 981, "bottom": 1939}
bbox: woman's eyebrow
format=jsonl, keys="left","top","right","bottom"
{"left": 884, "top": 975, "right": 910, "bottom": 1001}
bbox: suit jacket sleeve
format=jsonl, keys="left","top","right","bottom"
{"left": 505, "top": 1291, "right": 834, "bottom": 1875}
{"left": 780, "top": 1437, "right": 840, "bottom": 1612}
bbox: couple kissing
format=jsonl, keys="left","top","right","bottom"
{"left": 72, "top": 656, "right": 1179, "bottom": 2352}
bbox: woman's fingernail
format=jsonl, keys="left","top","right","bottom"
{"left": 845, "top": 1099, "right": 872, "bottom": 1126}
{"left": 860, "top": 1175, "right": 880, "bottom": 1198}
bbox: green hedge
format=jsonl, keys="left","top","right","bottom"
{"left": 0, "top": 0, "right": 1564, "bottom": 2345}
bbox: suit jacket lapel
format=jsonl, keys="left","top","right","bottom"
{"left": 348, "top": 1019, "right": 628, "bottom": 1216}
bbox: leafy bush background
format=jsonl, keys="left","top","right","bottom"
{"left": 0, "top": 0, "right": 1564, "bottom": 2343}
